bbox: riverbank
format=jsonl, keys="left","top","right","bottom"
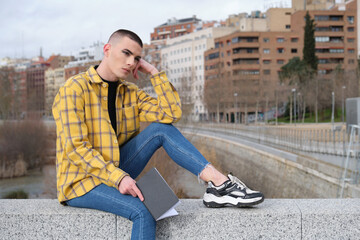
{"left": 0, "top": 165, "right": 56, "bottom": 199}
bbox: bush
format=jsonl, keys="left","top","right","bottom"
{"left": 3, "top": 190, "right": 28, "bottom": 199}
{"left": 0, "top": 120, "right": 49, "bottom": 177}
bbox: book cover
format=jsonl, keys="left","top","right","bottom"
{"left": 136, "top": 167, "right": 180, "bottom": 221}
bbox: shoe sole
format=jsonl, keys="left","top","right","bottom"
{"left": 203, "top": 194, "right": 265, "bottom": 208}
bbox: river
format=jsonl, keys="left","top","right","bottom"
{"left": 0, "top": 165, "right": 56, "bottom": 199}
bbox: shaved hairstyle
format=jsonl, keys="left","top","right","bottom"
{"left": 108, "top": 29, "right": 143, "bottom": 48}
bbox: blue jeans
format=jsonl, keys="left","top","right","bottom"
{"left": 66, "top": 123, "right": 210, "bottom": 240}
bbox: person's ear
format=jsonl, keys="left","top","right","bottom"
{"left": 103, "top": 43, "right": 111, "bottom": 57}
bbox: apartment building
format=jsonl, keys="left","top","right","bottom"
{"left": 204, "top": 0, "right": 357, "bottom": 123}
{"left": 26, "top": 61, "right": 50, "bottom": 118}
{"left": 150, "top": 16, "right": 202, "bottom": 45}
{"left": 225, "top": 11, "right": 267, "bottom": 32}
{"left": 159, "top": 27, "right": 237, "bottom": 122}
{"left": 44, "top": 68, "right": 66, "bottom": 117}
{"left": 66, "top": 41, "right": 103, "bottom": 68}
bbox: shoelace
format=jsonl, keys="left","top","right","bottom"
{"left": 229, "top": 175, "right": 248, "bottom": 190}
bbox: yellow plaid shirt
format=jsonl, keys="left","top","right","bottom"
{"left": 52, "top": 66, "right": 182, "bottom": 203}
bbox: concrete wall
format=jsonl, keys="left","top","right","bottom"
{"left": 185, "top": 133, "right": 360, "bottom": 199}
{"left": 1, "top": 199, "right": 360, "bottom": 239}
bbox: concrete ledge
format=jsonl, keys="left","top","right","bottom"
{"left": 1, "top": 199, "right": 359, "bottom": 239}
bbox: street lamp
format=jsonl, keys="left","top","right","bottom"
{"left": 331, "top": 91, "right": 335, "bottom": 129}
{"left": 292, "top": 88, "right": 296, "bottom": 125}
{"left": 342, "top": 86, "right": 346, "bottom": 124}
{"left": 234, "top": 92, "right": 238, "bottom": 123}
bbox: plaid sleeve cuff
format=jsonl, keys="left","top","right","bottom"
{"left": 150, "top": 71, "right": 168, "bottom": 87}
{"left": 108, "top": 168, "right": 129, "bottom": 188}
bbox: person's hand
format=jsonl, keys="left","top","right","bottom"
{"left": 132, "top": 59, "right": 159, "bottom": 79}
{"left": 118, "top": 176, "right": 144, "bottom": 201}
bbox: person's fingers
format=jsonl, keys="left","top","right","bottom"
{"left": 132, "top": 62, "right": 140, "bottom": 79}
{"left": 133, "top": 185, "right": 144, "bottom": 201}
{"left": 128, "top": 188, "right": 137, "bottom": 198}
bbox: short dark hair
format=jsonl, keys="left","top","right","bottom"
{"left": 108, "top": 29, "right": 143, "bottom": 48}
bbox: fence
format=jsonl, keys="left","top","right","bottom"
{"left": 179, "top": 122, "right": 360, "bottom": 184}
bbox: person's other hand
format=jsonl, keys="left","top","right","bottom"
{"left": 132, "top": 59, "right": 159, "bottom": 79}
{"left": 118, "top": 176, "right": 144, "bottom": 201}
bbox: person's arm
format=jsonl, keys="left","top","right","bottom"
{"left": 53, "top": 80, "right": 128, "bottom": 189}
{"left": 134, "top": 59, "right": 182, "bottom": 123}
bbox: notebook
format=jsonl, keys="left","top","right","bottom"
{"left": 136, "top": 167, "right": 180, "bottom": 221}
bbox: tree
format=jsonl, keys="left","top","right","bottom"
{"left": 303, "top": 11, "right": 318, "bottom": 71}
{"left": 303, "top": 11, "right": 319, "bottom": 122}
{"left": 0, "top": 67, "right": 14, "bottom": 119}
{"left": 279, "top": 57, "right": 312, "bottom": 122}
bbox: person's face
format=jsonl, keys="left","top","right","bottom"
{"left": 104, "top": 36, "right": 142, "bottom": 80}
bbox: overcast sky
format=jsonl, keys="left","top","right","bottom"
{"left": 0, "top": 0, "right": 292, "bottom": 59}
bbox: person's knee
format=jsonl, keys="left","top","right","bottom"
{"left": 129, "top": 205, "right": 155, "bottom": 223}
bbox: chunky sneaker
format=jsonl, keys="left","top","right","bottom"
{"left": 203, "top": 174, "right": 264, "bottom": 208}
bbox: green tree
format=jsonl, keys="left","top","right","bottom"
{"left": 279, "top": 57, "right": 312, "bottom": 122}
{"left": 303, "top": 11, "right": 318, "bottom": 71}
{"left": 303, "top": 11, "right": 319, "bottom": 122}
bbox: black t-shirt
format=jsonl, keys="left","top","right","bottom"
{"left": 101, "top": 78, "right": 119, "bottom": 134}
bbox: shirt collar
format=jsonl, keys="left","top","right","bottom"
{"left": 86, "top": 65, "right": 137, "bottom": 90}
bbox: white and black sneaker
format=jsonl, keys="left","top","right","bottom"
{"left": 203, "top": 174, "right": 264, "bottom": 208}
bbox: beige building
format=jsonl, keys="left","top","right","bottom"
{"left": 292, "top": 0, "right": 336, "bottom": 11}
{"left": 266, "top": 8, "right": 294, "bottom": 31}
{"left": 158, "top": 27, "right": 237, "bottom": 121}
{"left": 225, "top": 11, "right": 267, "bottom": 32}
{"left": 44, "top": 67, "right": 65, "bottom": 117}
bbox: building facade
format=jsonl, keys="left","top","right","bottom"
{"left": 204, "top": 0, "right": 357, "bottom": 123}
{"left": 159, "top": 27, "right": 237, "bottom": 122}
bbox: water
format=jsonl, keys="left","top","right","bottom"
{"left": 0, "top": 165, "right": 56, "bottom": 199}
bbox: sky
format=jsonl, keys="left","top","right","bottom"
{"left": 0, "top": 0, "right": 292, "bottom": 59}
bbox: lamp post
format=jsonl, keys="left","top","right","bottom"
{"left": 234, "top": 92, "right": 238, "bottom": 123}
{"left": 292, "top": 88, "right": 296, "bottom": 125}
{"left": 331, "top": 91, "right": 335, "bottom": 129}
{"left": 342, "top": 86, "right": 346, "bottom": 124}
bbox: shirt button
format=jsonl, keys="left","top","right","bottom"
{"left": 102, "top": 83, "right": 107, "bottom": 88}
{"left": 103, "top": 97, "right": 107, "bottom": 101}
{"left": 114, "top": 140, "right": 118, "bottom": 144}
{"left": 108, "top": 120, "right": 111, "bottom": 124}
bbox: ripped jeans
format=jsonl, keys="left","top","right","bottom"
{"left": 66, "top": 123, "right": 210, "bottom": 240}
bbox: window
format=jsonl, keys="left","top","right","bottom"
{"left": 315, "top": 36, "right": 330, "bottom": 42}
{"left": 263, "top": 60, "right": 271, "bottom": 64}
{"left": 286, "top": 25, "right": 291, "bottom": 29}
{"left": 277, "top": 48, "right": 284, "bottom": 53}
{"left": 291, "top": 48, "right": 298, "bottom": 53}
{"left": 277, "top": 59, "right": 285, "bottom": 64}
{"left": 348, "top": 27, "right": 354, "bottom": 32}
{"left": 318, "top": 59, "right": 328, "bottom": 64}
{"left": 277, "top": 38, "right": 284, "bottom": 43}
{"left": 329, "top": 48, "right": 344, "bottom": 53}
{"left": 348, "top": 59, "right": 355, "bottom": 64}
{"left": 347, "top": 16, "right": 354, "bottom": 24}
{"left": 263, "top": 70, "right": 271, "bottom": 75}
{"left": 316, "top": 26, "right": 330, "bottom": 32}
{"left": 315, "top": 15, "right": 329, "bottom": 21}
{"left": 348, "top": 49, "right": 355, "bottom": 53}
{"left": 208, "top": 52, "right": 219, "bottom": 59}
{"left": 291, "top": 38, "right": 298, "bottom": 42}
{"left": 348, "top": 38, "right": 355, "bottom": 43}
{"left": 227, "top": 50, "right": 231, "bottom": 56}
{"left": 263, "top": 49, "right": 270, "bottom": 54}
{"left": 263, "top": 38, "right": 269, "bottom": 43}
